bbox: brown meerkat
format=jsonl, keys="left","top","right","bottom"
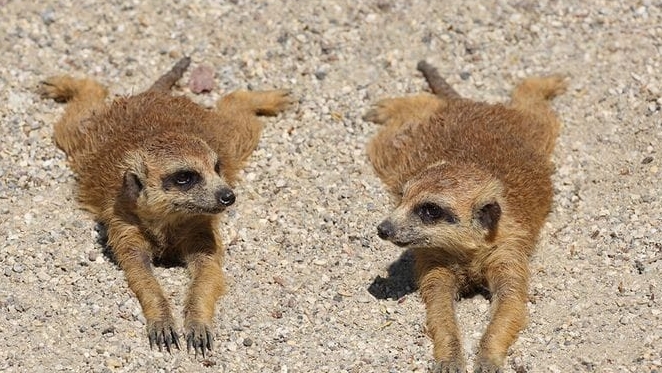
{"left": 365, "top": 61, "right": 567, "bottom": 372}
{"left": 39, "top": 57, "right": 291, "bottom": 356}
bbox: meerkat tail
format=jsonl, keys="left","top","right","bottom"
{"left": 416, "top": 60, "right": 461, "bottom": 99}
{"left": 147, "top": 56, "right": 192, "bottom": 92}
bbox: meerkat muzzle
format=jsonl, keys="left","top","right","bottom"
{"left": 377, "top": 220, "right": 395, "bottom": 240}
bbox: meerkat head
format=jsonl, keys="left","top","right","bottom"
{"left": 376, "top": 162, "right": 503, "bottom": 258}
{"left": 119, "top": 132, "right": 236, "bottom": 219}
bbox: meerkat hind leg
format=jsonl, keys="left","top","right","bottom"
{"left": 211, "top": 90, "right": 291, "bottom": 182}
{"left": 217, "top": 89, "right": 292, "bottom": 116}
{"left": 39, "top": 76, "right": 108, "bottom": 155}
{"left": 508, "top": 75, "right": 568, "bottom": 157}
{"left": 365, "top": 94, "right": 446, "bottom": 195}
{"left": 363, "top": 94, "right": 445, "bottom": 128}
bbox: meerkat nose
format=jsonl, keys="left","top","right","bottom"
{"left": 216, "top": 188, "right": 236, "bottom": 206}
{"left": 377, "top": 220, "right": 395, "bottom": 240}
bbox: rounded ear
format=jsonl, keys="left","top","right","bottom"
{"left": 121, "top": 171, "right": 143, "bottom": 202}
{"left": 120, "top": 152, "right": 147, "bottom": 203}
{"left": 474, "top": 201, "right": 501, "bottom": 232}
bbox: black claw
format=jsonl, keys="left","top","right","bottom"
{"left": 147, "top": 320, "right": 181, "bottom": 353}
{"left": 185, "top": 322, "right": 214, "bottom": 358}
{"left": 149, "top": 332, "right": 155, "bottom": 350}
{"left": 206, "top": 330, "right": 213, "bottom": 351}
{"left": 156, "top": 331, "right": 163, "bottom": 352}
{"left": 172, "top": 330, "right": 181, "bottom": 351}
{"left": 187, "top": 332, "right": 195, "bottom": 355}
{"left": 164, "top": 334, "right": 172, "bottom": 353}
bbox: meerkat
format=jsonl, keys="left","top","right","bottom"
{"left": 39, "top": 57, "right": 291, "bottom": 356}
{"left": 365, "top": 61, "right": 567, "bottom": 373}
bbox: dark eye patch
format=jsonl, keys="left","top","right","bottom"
{"left": 162, "top": 170, "right": 201, "bottom": 191}
{"left": 414, "top": 202, "right": 458, "bottom": 225}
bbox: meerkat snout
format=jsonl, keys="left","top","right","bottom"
{"left": 377, "top": 219, "right": 395, "bottom": 240}
{"left": 216, "top": 187, "right": 235, "bottom": 206}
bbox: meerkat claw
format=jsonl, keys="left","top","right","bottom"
{"left": 186, "top": 321, "right": 213, "bottom": 357}
{"left": 147, "top": 320, "right": 180, "bottom": 353}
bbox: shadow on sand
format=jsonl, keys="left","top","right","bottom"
{"left": 368, "top": 249, "right": 419, "bottom": 300}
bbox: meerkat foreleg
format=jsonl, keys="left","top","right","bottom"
{"left": 417, "top": 264, "right": 466, "bottom": 373}
{"left": 106, "top": 222, "right": 180, "bottom": 352}
{"left": 475, "top": 259, "right": 530, "bottom": 372}
{"left": 181, "top": 229, "right": 226, "bottom": 357}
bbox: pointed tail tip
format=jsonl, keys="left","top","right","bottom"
{"left": 174, "top": 56, "right": 192, "bottom": 70}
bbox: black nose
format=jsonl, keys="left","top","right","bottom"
{"left": 377, "top": 220, "right": 395, "bottom": 240}
{"left": 216, "top": 188, "right": 236, "bottom": 206}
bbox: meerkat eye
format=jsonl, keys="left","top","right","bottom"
{"left": 214, "top": 160, "right": 221, "bottom": 174}
{"left": 163, "top": 170, "right": 200, "bottom": 191}
{"left": 175, "top": 172, "right": 193, "bottom": 185}
{"left": 175, "top": 171, "right": 198, "bottom": 186}
{"left": 415, "top": 202, "right": 457, "bottom": 225}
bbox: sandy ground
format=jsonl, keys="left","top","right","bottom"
{"left": 0, "top": 1, "right": 660, "bottom": 372}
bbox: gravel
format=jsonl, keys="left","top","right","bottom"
{"left": 1, "top": 0, "right": 660, "bottom": 372}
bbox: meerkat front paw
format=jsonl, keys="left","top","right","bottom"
{"left": 473, "top": 359, "right": 502, "bottom": 373}
{"left": 147, "top": 318, "right": 181, "bottom": 353}
{"left": 185, "top": 320, "right": 214, "bottom": 357}
{"left": 431, "top": 359, "right": 466, "bottom": 373}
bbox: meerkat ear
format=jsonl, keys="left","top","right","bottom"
{"left": 474, "top": 201, "right": 501, "bottom": 232}
{"left": 121, "top": 171, "right": 144, "bottom": 202}
{"left": 121, "top": 153, "right": 147, "bottom": 202}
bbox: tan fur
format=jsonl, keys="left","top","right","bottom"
{"left": 366, "top": 62, "right": 566, "bottom": 372}
{"left": 39, "top": 58, "right": 291, "bottom": 356}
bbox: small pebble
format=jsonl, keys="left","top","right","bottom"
{"left": 41, "top": 8, "right": 56, "bottom": 25}
{"left": 314, "top": 68, "right": 328, "bottom": 80}
{"left": 188, "top": 64, "right": 215, "bottom": 94}
{"left": 106, "top": 358, "right": 122, "bottom": 368}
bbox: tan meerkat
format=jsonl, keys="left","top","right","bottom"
{"left": 39, "top": 57, "right": 291, "bottom": 356}
{"left": 365, "top": 61, "right": 567, "bottom": 373}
